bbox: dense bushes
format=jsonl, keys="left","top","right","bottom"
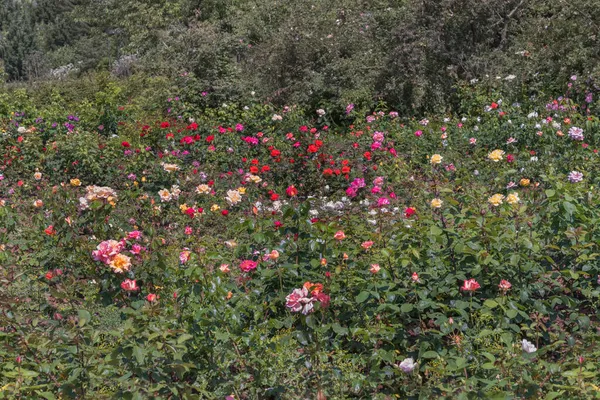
{"left": 2, "top": 0, "right": 600, "bottom": 114}
{"left": 0, "top": 76, "right": 599, "bottom": 398}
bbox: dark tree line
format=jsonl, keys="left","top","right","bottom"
{"left": 1, "top": 0, "right": 599, "bottom": 113}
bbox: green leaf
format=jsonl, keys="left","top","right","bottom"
{"left": 430, "top": 225, "right": 443, "bottom": 237}
{"left": 36, "top": 392, "right": 56, "bottom": 400}
{"left": 133, "top": 346, "right": 144, "bottom": 364}
{"left": 421, "top": 350, "right": 438, "bottom": 359}
{"left": 481, "top": 362, "right": 496, "bottom": 370}
{"left": 400, "top": 303, "right": 414, "bottom": 313}
{"left": 177, "top": 334, "right": 193, "bottom": 344}
{"left": 355, "top": 291, "right": 370, "bottom": 303}
{"left": 78, "top": 310, "right": 91, "bottom": 327}
{"left": 332, "top": 323, "right": 349, "bottom": 335}
{"left": 506, "top": 309, "right": 518, "bottom": 318}
{"left": 483, "top": 299, "right": 498, "bottom": 309}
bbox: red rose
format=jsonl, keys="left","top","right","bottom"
{"left": 286, "top": 185, "right": 298, "bottom": 197}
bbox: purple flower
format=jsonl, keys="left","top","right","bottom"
{"left": 568, "top": 171, "right": 583, "bottom": 183}
{"left": 568, "top": 127, "right": 584, "bottom": 141}
{"left": 398, "top": 358, "right": 416, "bottom": 373}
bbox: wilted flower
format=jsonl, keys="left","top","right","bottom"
{"left": 161, "top": 162, "right": 180, "bottom": 172}
{"left": 499, "top": 279, "right": 512, "bottom": 292}
{"left": 80, "top": 185, "right": 118, "bottom": 209}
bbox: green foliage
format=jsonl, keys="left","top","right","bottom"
{"left": 2, "top": 0, "right": 600, "bottom": 114}
{"left": 1, "top": 78, "right": 600, "bottom": 398}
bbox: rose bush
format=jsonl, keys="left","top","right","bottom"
{"left": 0, "top": 77, "right": 599, "bottom": 398}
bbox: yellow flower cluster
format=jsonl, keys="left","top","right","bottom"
{"left": 488, "top": 149, "right": 505, "bottom": 162}
{"left": 430, "top": 198, "right": 443, "bottom": 208}
{"left": 430, "top": 154, "right": 443, "bottom": 165}
{"left": 488, "top": 194, "right": 504, "bottom": 206}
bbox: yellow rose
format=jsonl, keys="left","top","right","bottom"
{"left": 238, "top": 187, "right": 247, "bottom": 194}
{"left": 70, "top": 178, "right": 81, "bottom": 186}
{"left": 162, "top": 163, "right": 180, "bottom": 172}
{"left": 506, "top": 192, "right": 520, "bottom": 205}
{"left": 142, "top": 177, "right": 147, "bottom": 182}
{"left": 109, "top": 254, "right": 132, "bottom": 273}
{"left": 196, "top": 184, "right": 210, "bottom": 194}
{"left": 488, "top": 149, "right": 505, "bottom": 162}
{"left": 179, "top": 203, "right": 189, "bottom": 212}
{"left": 430, "top": 198, "right": 443, "bottom": 208}
{"left": 211, "top": 204, "right": 220, "bottom": 212}
{"left": 519, "top": 178, "right": 530, "bottom": 187}
{"left": 430, "top": 154, "right": 443, "bottom": 165}
{"left": 488, "top": 193, "right": 505, "bottom": 207}
{"left": 225, "top": 190, "right": 242, "bottom": 206}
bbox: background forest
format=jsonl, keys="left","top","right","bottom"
{"left": 1, "top": 0, "right": 599, "bottom": 114}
